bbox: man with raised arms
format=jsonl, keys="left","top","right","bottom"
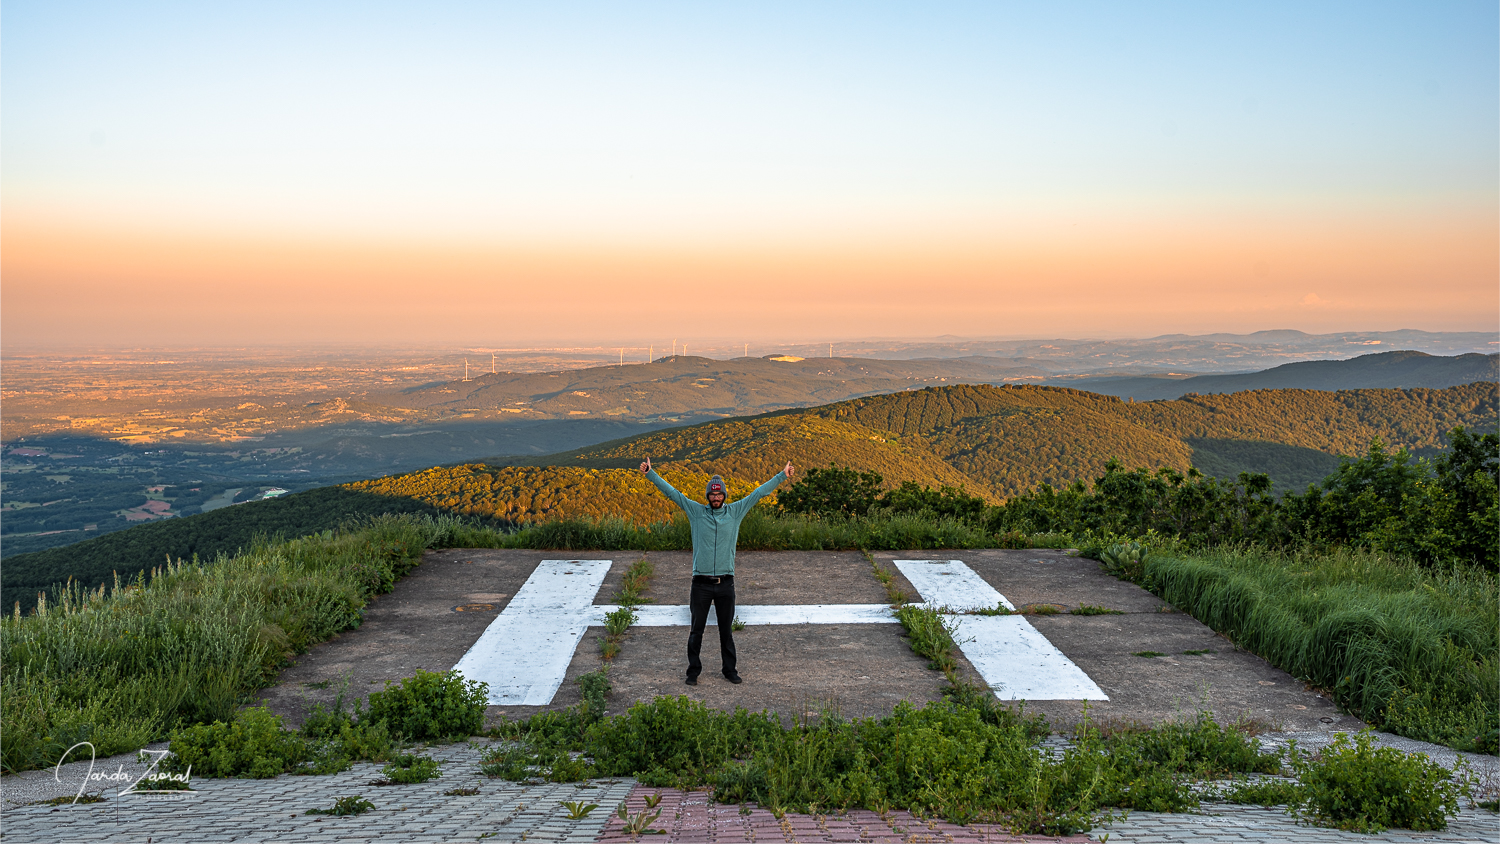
{"left": 639, "top": 456, "right": 795, "bottom": 685}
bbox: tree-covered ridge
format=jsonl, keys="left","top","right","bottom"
{"left": 509, "top": 413, "right": 985, "bottom": 497}
{"left": 352, "top": 382, "right": 1498, "bottom": 519}
{"left": 346, "top": 466, "right": 763, "bottom": 525}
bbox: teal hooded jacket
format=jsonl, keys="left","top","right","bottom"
{"left": 646, "top": 469, "right": 786, "bottom": 576}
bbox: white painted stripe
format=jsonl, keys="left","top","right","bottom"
{"left": 453, "top": 560, "right": 612, "bottom": 705}
{"left": 949, "top": 615, "right": 1109, "bottom": 700}
{"left": 893, "top": 559, "right": 1107, "bottom": 701}
{"left": 893, "top": 559, "right": 1015, "bottom": 612}
{"left": 589, "top": 604, "right": 899, "bottom": 626}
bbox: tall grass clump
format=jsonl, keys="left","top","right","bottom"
{"left": 1145, "top": 546, "right": 1498, "bottom": 753}
{"left": 0, "top": 515, "right": 461, "bottom": 774}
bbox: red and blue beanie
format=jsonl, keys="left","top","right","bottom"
{"left": 706, "top": 475, "right": 726, "bottom": 498}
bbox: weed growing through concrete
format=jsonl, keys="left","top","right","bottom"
{"left": 598, "top": 605, "right": 637, "bottom": 662}
{"left": 617, "top": 802, "right": 664, "bottom": 835}
{"left": 894, "top": 604, "right": 960, "bottom": 674}
{"left": 615, "top": 558, "right": 656, "bottom": 606}
{"left": 306, "top": 796, "right": 376, "bottom": 816}
{"left": 560, "top": 799, "right": 598, "bottom": 819}
{"left": 1181, "top": 649, "right": 1216, "bottom": 656}
{"left": 578, "top": 667, "right": 611, "bottom": 715}
{"left": 1071, "top": 604, "right": 1124, "bottom": 615}
{"left": 731, "top": 616, "right": 746, "bottom": 631}
{"left": 862, "top": 550, "right": 909, "bottom": 606}
{"left": 376, "top": 752, "right": 441, "bottom": 784}
{"left": 1133, "top": 651, "right": 1167, "bottom": 658}
{"left": 444, "top": 786, "right": 480, "bottom": 796}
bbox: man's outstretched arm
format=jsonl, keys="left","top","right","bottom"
{"left": 640, "top": 455, "right": 693, "bottom": 511}
{"left": 728, "top": 462, "right": 796, "bottom": 516}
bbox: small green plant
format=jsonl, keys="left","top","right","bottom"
{"left": 1097, "top": 541, "right": 1150, "bottom": 582}
{"left": 1287, "top": 731, "right": 1471, "bottom": 832}
{"left": 894, "top": 604, "right": 959, "bottom": 673}
{"left": 1019, "top": 604, "right": 1061, "bottom": 615}
{"left": 578, "top": 667, "right": 611, "bottom": 714}
{"left": 644, "top": 791, "right": 663, "bottom": 808}
{"left": 616, "top": 559, "right": 656, "bottom": 606}
{"left": 378, "top": 753, "right": 441, "bottom": 784}
{"left": 968, "top": 603, "right": 1015, "bottom": 616}
{"left": 598, "top": 637, "right": 621, "bottom": 660}
{"left": 731, "top": 616, "right": 746, "bottom": 631}
{"left": 604, "top": 606, "right": 636, "bottom": 637}
{"left": 1181, "top": 649, "right": 1216, "bottom": 656}
{"left": 1071, "top": 604, "right": 1124, "bottom": 615}
{"left": 863, "top": 549, "right": 909, "bottom": 605}
{"left": 306, "top": 795, "right": 376, "bottom": 816}
{"left": 617, "top": 802, "right": 664, "bottom": 835}
{"left": 561, "top": 799, "right": 598, "bottom": 819}
{"left": 445, "top": 786, "right": 480, "bottom": 796}
{"left": 365, "top": 670, "right": 489, "bottom": 741}
{"left": 1133, "top": 651, "right": 1167, "bottom": 658}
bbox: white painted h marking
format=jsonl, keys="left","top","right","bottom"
{"left": 454, "top": 558, "right": 1106, "bottom": 705}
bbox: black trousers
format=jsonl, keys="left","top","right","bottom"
{"left": 687, "top": 575, "right": 737, "bottom": 679}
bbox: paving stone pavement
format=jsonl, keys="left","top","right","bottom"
{"left": 5, "top": 736, "right": 1496, "bottom": 843}
{"left": 1094, "top": 803, "right": 1499, "bottom": 844}
{"left": 0, "top": 741, "right": 633, "bottom": 843}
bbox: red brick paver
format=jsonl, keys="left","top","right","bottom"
{"left": 596, "top": 784, "right": 1097, "bottom": 843}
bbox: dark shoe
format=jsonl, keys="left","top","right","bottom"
{"left": 685, "top": 676, "right": 698, "bottom": 686}
{"left": 724, "top": 673, "right": 743, "bottom": 684}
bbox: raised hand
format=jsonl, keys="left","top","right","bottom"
{"left": 784, "top": 461, "right": 795, "bottom": 480}
{"left": 640, "top": 455, "right": 652, "bottom": 475}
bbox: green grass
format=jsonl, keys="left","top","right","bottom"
{"left": 1145, "top": 546, "right": 1498, "bottom": 753}
{"left": 484, "top": 695, "right": 1282, "bottom": 835}
{"left": 0, "top": 514, "right": 489, "bottom": 774}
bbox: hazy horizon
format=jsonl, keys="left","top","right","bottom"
{"left": 5, "top": 3, "right": 1497, "bottom": 347}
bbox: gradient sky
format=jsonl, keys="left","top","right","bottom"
{"left": 4, "top": 2, "right": 1497, "bottom": 348}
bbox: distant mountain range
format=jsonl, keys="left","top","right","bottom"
{"left": 1053, "top": 351, "right": 1498, "bottom": 401}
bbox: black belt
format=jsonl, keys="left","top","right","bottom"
{"left": 693, "top": 574, "right": 733, "bottom": 584}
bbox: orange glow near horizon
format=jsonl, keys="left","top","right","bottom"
{"left": 6, "top": 201, "right": 1496, "bottom": 348}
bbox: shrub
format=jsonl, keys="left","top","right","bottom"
{"left": 578, "top": 668, "right": 611, "bottom": 715}
{"left": 877, "top": 482, "right": 986, "bottom": 523}
{"left": 776, "top": 465, "right": 885, "bottom": 518}
{"left": 364, "top": 670, "right": 488, "bottom": 741}
{"left": 165, "top": 707, "right": 310, "bottom": 779}
{"left": 1288, "top": 731, "right": 1470, "bottom": 832}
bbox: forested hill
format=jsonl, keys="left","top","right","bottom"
{"left": 1066, "top": 350, "right": 1498, "bottom": 401}
{"left": 347, "top": 381, "right": 1498, "bottom": 523}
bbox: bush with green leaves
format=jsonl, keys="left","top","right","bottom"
{"left": 877, "top": 481, "right": 987, "bottom": 523}
{"left": 776, "top": 465, "right": 885, "bottom": 518}
{"left": 578, "top": 668, "right": 611, "bottom": 715}
{"left": 1288, "top": 731, "right": 1470, "bottom": 833}
{"left": 164, "top": 707, "right": 312, "bottom": 779}
{"left": 364, "top": 670, "right": 488, "bottom": 741}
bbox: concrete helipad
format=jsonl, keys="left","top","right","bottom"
{"left": 256, "top": 548, "right": 1365, "bottom": 735}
